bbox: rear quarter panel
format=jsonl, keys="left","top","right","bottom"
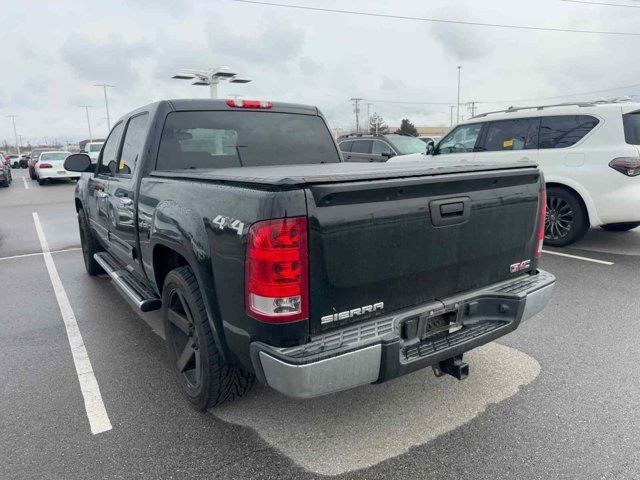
{"left": 138, "top": 177, "right": 308, "bottom": 370}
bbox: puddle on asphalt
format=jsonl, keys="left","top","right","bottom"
{"left": 212, "top": 342, "right": 540, "bottom": 476}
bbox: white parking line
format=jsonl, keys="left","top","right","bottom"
{"left": 542, "top": 249, "right": 614, "bottom": 266}
{"left": 0, "top": 247, "right": 82, "bottom": 262}
{"left": 32, "top": 212, "right": 112, "bottom": 435}
{"left": 22, "top": 177, "right": 29, "bottom": 189}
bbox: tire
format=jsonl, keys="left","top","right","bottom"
{"left": 601, "top": 222, "right": 640, "bottom": 232}
{"left": 29, "top": 171, "right": 36, "bottom": 180}
{"left": 12, "top": 162, "right": 18, "bottom": 169}
{"left": 162, "top": 266, "right": 254, "bottom": 410}
{"left": 38, "top": 178, "right": 47, "bottom": 186}
{"left": 544, "top": 186, "right": 589, "bottom": 247}
{"left": 77, "top": 209, "right": 104, "bottom": 275}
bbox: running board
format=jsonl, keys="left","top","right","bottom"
{"left": 94, "top": 252, "right": 161, "bottom": 312}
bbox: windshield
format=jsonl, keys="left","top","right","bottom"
{"left": 156, "top": 111, "right": 340, "bottom": 170}
{"left": 89, "top": 143, "right": 103, "bottom": 152}
{"left": 388, "top": 136, "right": 427, "bottom": 155}
{"left": 41, "top": 152, "right": 70, "bottom": 161}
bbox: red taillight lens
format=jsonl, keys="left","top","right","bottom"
{"left": 39, "top": 163, "right": 52, "bottom": 169}
{"left": 609, "top": 157, "right": 640, "bottom": 177}
{"left": 535, "top": 185, "right": 546, "bottom": 259}
{"left": 245, "top": 217, "right": 308, "bottom": 323}
{"left": 227, "top": 99, "right": 272, "bottom": 109}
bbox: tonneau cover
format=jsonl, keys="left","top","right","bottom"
{"left": 149, "top": 159, "right": 537, "bottom": 186}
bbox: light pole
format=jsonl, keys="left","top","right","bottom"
{"left": 80, "top": 106, "right": 93, "bottom": 144}
{"left": 6, "top": 115, "right": 20, "bottom": 155}
{"left": 171, "top": 66, "right": 251, "bottom": 99}
{"left": 456, "top": 66, "right": 461, "bottom": 125}
{"left": 94, "top": 84, "right": 114, "bottom": 130}
{"left": 350, "top": 98, "right": 362, "bottom": 133}
{"left": 449, "top": 106, "right": 455, "bottom": 127}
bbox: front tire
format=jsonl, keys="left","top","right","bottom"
{"left": 544, "top": 186, "right": 589, "bottom": 247}
{"left": 601, "top": 222, "right": 640, "bottom": 232}
{"left": 78, "top": 209, "right": 104, "bottom": 275}
{"left": 162, "top": 266, "right": 254, "bottom": 410}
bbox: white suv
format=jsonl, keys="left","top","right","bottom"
{"left": 389, "top": 100, "right": 640, "bottom": 246}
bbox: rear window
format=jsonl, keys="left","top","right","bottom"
{"left": 41, "top": 152, "right": 70, "bottom": 161}
{"left": 539, "top": 115, "right": 599, "bottom": 149}
{"left": 623, "top": 111, "right": 640, "bottom": 145}
{"left": 156, "top": 111, "right": 340, "bottom": 170}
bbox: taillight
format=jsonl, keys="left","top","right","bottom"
{"left": 245, "top": 217, "right": 308, "bottom": 323}
{"left": 39, "top": 163, "right": 52, "bottom": 169}
{"left": 535, "top": 185, "right": 546, "bottom": 259}
{"left": 227, "top": 99, "right": 272, "bottom": 109}
{"left": 609, "top": 157, "right": 640, "bottom": 177}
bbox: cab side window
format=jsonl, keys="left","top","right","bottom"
{"left": 436, "top": 123, "right": 484, "bottom": 154}
{"left": 117, "top": 113, "right": 148, "bottom": 176}
{"left": 482, "top": 118, "right": 539, "bottom": 152}
{"left": 100, "top": 122, "right": 125, "bottom": 175}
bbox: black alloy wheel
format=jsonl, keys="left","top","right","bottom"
{"left": 545, "top": 195, "right": 573, "bottom": 242}
{"left": 543, "top": 186, "right": 589, "bottom": 247}
{"left": 166, "top": 288, "right": 202, "bottom": 394}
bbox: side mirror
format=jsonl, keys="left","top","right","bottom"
{"left": 64, "top": 153, "right": 92, "bottom": 172}
{"left": 381, "top": 151, "right": 396, "bottom": 159}
{"left": 427, "top": 143, "right": 435, "bottom": 155}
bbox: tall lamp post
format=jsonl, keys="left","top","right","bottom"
{"left": 94, "top": 84, "right": 114, "bottom": 130}
{"left": 456, "top": 66, "right": 462, "bottom": 125}
{"left": 80, "top": 106, "right": 93, "bottom": 144}
{"left": 6, "top": 115, "right": 20, "bottom": 155}
{"left": 171, "top": 66, "right": 251, "bottom": 98}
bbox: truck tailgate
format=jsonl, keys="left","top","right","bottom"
{"left": 305, "top": 167, "right": 543, "bottom": 333}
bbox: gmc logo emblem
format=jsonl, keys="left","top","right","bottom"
{"left": 510, "top": 260, "right": 531, "bottom": 273}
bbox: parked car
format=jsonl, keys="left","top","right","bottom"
{"left": 7, "top": 154, "right": 27, "bottom": 168}
{"left": 389, "top": 100, "right": 640, "bottom": 246}
{"left": 337, "top": 133, "right": 428, "bottom": 162}
{"left": 83, "top": 141, "right": 104, "bottom": 161}
{"left": 0, "top": 156, "right": 12, "bottom": 187}
{"left": 35, "top": 151, "right": 77, "bottom": 185}
{"left": 29, "top": 148, "right": 50, "bottom": 179}
{"left": 65, "top": 98, "right": 554, "bottom": 409}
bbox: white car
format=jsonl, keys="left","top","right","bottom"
{"left": 84, "top": 141, "right": 104, "bottom": 161}
{"left": 389, "top": 100, "right": 640, "bottom": 246}
{"left": 35, "top": 151, "right": 79, "bottom": 185}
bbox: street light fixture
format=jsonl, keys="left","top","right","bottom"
{"left": 171, "top": 66, "right": 252, "bottom": 99}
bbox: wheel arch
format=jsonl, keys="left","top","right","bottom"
{"left": 545, "top": 176, "right": 600, "bottom": 226}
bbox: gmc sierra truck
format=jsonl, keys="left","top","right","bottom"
{"left": 65, "top": 99, "right": 555, "bottom": 409}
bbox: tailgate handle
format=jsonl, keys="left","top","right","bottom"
{"left": 430, "top": 197, "right": 471, "bottom": 227}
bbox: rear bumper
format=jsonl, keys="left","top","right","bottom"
{"left": 251, "top": 269, "right": 555, "bottom": 399}
{"left": 37, "top": 169, "right": 80, "bottom": 180}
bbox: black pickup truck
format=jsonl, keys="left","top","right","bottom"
{"left": 65, "top": 99, "right": 555, "bottom": 409}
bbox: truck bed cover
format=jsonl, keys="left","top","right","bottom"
{"left": 149, "top": 159, "right": 538, "bottom": 186}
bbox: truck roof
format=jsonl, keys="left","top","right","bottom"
{"left": 150, "top": 159, "right": 538, "bottom": 187}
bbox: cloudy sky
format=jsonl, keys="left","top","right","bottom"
{"left": 2, "top": 0, "right": 640, "bottom": 145}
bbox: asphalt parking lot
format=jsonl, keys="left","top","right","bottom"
{"left": 2, "top": 168, "right": 640, "bottom": 479}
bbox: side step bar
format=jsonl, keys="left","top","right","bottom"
{"left": 94, "top": 252, "right": 161, "bottom": 312}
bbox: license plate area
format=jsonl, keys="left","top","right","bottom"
{"left": 400, "top": 310, "right": 460, "bottom": 345}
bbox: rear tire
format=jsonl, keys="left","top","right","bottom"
{"left": 38, "top": 178, "right": 47, "bottom": 186}
{"left": 78, "top": 209, "right": 104, "bottom": 275}
{"left": 544, "top": 186, "right": 589, "bottom": 247}
{"left": 162, "top": 266, "right": 254, "bottom": 410}
{"left": 601, "top": 222, "right": 640, "bottom": 232}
